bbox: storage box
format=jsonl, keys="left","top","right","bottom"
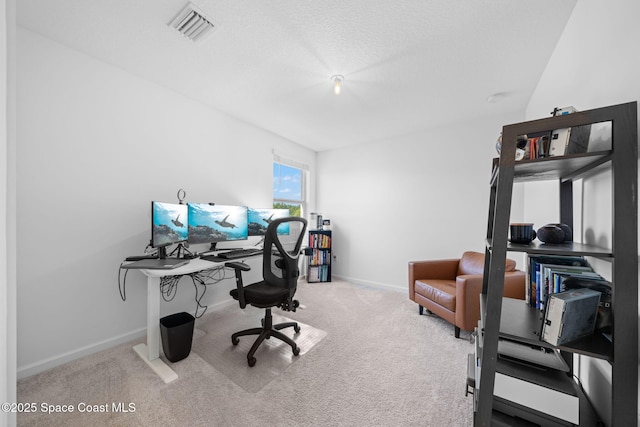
{"left": 542, "top": 288, "right": 601, "bottom": 346}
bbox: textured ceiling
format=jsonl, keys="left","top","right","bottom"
{"left": 17, "top": 0, "right": 577, "bottom": 152}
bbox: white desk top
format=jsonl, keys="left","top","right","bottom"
{"left": 139, "top": 258, "right": 222, "bottom": 277}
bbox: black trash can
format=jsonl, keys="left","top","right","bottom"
{"left": 160, "top": 312, "right": 195, "bottom": 363}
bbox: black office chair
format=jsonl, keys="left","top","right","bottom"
{"left": 225, "top": 216, "right": 308, "bottom": 367}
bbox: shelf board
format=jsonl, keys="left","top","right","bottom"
{"left": 557, "top": 333, "right": 613, "bottom": 361}
{"left": 486, "top": 239, "right": 613, "bottom": 258}
{"left": 494, "top": 297, "right": 546, "bottom": 346}
{"left": 496, "top": 151, "right": 611, "bottom": 183}
{"left": 484, "top": 297, "right": 613, "bottom": 362}
{"left": 488, "top": 380, "right": 602, "bottom": 426}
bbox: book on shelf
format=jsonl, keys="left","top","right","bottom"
{"left": 510, "top": 121, "right": 611, "bottom": 164}
{"left": 539, "top": 264, "right": 598, "bottom": 308}
{"left": 517, "top": 121, "right": 608, "bottom": 160}
{"left": 309, "top": 232, "right": 331, "bottom": 248}
{"left": 525, "top": 136, "right": 538, "bottom": 160}
{"left": 518, "top": 131, "right": 556, "bottom": 160}
{"left": 526, "top": 255, "right": 590, "bottom": 309}
{"left": 549, "top": 128, "right": 571, "bottom": 156}
{"left": 308, "top": 248, "right": 331, "bottom": 266}
{"left": 541, "top": 288, "right": 601, "bottom": 346}
{"left": 307, "top": 265, "right": 329, "bottom": 282}
{"left": 526, "top": 254, "right": 613, "bottom": 336}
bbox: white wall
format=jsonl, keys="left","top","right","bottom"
{"left": 15, "top": 28, "right": 316, "bottom": 377}
{"left": 316, "top": 110, "right": 523, "bottom": 289}
{"left": 524, "top": 0, "right": 640, "bottom": 424}
{"left": 2, "top": 1, "right": 17, "bottom": 426}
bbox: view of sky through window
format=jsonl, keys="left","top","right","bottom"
{"left": 273, "top": 163, "right": 302, "bottom": 202}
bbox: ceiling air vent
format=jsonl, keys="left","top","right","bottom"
{"left": 169, "top": 2, "right": 217, "bottom": 42}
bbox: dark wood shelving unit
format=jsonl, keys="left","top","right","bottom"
{"left": 508, "top": 151, "right": 611, "bottom": 182}
{"left": 474, "top": 102, "right": 638, "bottom": 426}
{"left": 487, "top": 239, "right": 614, "bottom": 258}
{"left": 482, "top": 296, "right": 613, "bottom": 362}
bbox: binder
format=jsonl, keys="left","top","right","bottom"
{"left": 542, "top": 288, "right": 601, "bottom": 346}
{"left": 549, "top": 128, "right": 571, "bottom": 156}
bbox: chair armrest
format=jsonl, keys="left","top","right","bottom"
{"left": 408, "top": 259, "right": 460, "bottom": 299}
{"left": 225, "top": 262, "right": 251, "bottom": 308}
{"left": 225, "top": 261, "right": 251, "bottom": 272}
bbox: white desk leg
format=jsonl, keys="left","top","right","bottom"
{"left": 132, "top": 275, "right": 178, "bottom": 383}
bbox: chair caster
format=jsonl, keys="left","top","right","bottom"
{"left": 294, "top": 325, "right": 301, "bottom": 333}
{"left": 232, "top": 337, "right": 239, "bottom": 345}
{"left": 293, "top": 346, "right": 300, "bottom": 356}
{"left": 248, "top": 357, "right": 256, "bottom": 367}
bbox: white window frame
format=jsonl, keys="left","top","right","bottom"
{"left": 273, "top": 152, "right": 308, "bottom": 217}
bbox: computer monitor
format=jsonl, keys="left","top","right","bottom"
{"left": 248, "top": 208, "right": 290, "bottom": 236}
{"left": 151, "top": 201, "right": 189, "bottom": 258}
{"left": 187, "top": 203, "right": 249, "bottom": 246}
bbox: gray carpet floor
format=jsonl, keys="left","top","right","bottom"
{"left": 17, "top": 279, "right": 474, "bottom": 426}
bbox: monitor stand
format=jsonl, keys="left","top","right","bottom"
{"left": 168, "top": 243, "right": 192, "bottom": 259}
{"left": 157, "top": 246, "right": 168, "bottom": 260}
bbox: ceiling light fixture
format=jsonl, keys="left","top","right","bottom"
{"left": 332, "top": 75, "right": 344, "bottom": 95}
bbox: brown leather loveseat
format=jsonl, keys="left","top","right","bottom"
{"left": 408, "top": 251, "right": 525, "bottom": 338}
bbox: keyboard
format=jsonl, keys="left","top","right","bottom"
{"left": 200, "top": 248, "right": 263, "bottom": 261}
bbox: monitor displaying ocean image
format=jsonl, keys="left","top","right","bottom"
{"left": 248, "top": 208, "right": 290, "bottom": 236}
{"left": 187, "top": 203, "right": 248, "bottom": 244}
{"left": 151, "top": 201, "right": 188, "bottom": 247}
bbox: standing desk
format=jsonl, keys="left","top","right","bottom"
{"left": 133, "top": 258, "right": 223, "bottom": 383}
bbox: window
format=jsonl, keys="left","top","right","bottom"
{"left": 273, "top": 162, "right": 304, "bottom": 216}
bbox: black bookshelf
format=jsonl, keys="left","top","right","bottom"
{"left": 307, "top": 230, "right": 331, "bottom": 282}
{"left": 474, "top": 102, "right": 638, "bottom": 426}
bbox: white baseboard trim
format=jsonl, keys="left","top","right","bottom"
{"left": 17, "top": 327, "right": 146, "bottom": 380}
{"left": 331, "top": 274, "right": 405, "bottom": 293}
{"left": 17, "top": 298, "right": 238, "bottom": 380}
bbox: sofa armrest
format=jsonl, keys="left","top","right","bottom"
{"left": 503, "top": 270, "right": 526, "bottom": 300}
{"left": 455, "top": 274, "right": 484, "bottom": 332}
{"left": 408, "top": 259, "right": 460, "bottom": 299}
{"left": 455, "top": 270, "right": 526, "bottom": 332}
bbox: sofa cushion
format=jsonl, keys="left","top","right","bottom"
{"left": 457, "top": 251, "right": 516, "bottom": 276}
{"left": 414, "top": 279, "right": 456, "bottom": 312}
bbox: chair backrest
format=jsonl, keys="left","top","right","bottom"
{"left": 263, "top": 217, "right": 308, "bottom": 293}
